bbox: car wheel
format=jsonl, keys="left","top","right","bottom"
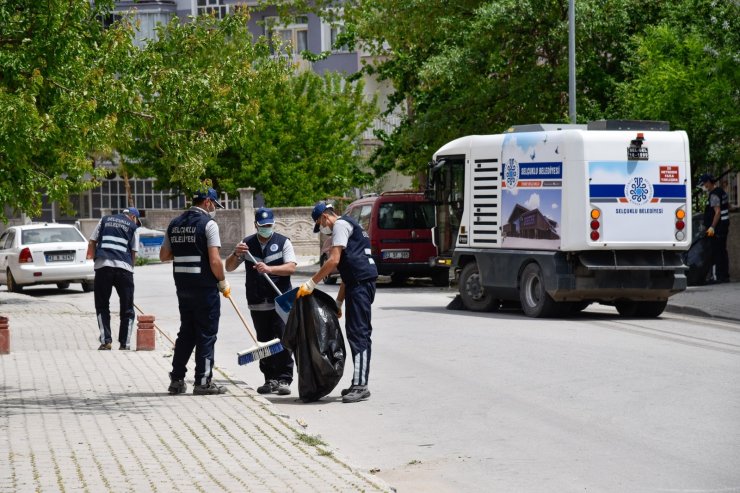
{"left": 519, "top": 263, "right": 558, "bottom": 318}
{"left": 82, "top": 281, "right": 94, "bottom": 292}
{"left": 7, "top": 269, "right": 23, "bottom": 293}
{"left": 459, "top": 263, "right": 499, "bottom": 311}
{"left": 57, "top": 282, "right": 70, "bottom": 290}
{"left": 431, "top": 268, "right": 450, "bottom": 287}
{"left": 390, "top": 273, "right": 408, "bottom": 285}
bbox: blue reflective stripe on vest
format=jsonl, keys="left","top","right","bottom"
{"left": 167, "top": 210, "right": 216, "bottom": 289}
{"left": 95, "top": 214, "right": 137, "bottom": 267}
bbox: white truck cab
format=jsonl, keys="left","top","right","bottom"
{"left": 429, "top": 120, "right": 691, "bottom": 317}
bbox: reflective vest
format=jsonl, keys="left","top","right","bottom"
{"left": 336, "top": 215, "right": 378, "bottom": 285}
{"left": 704, "top": 186, "right": 730, "bottom": 236}
{"left": 167, "top": 209, "right": 216, "bottom": 290}
{"left": 243, "top": 233, "right": 292, "bottom": 304}
{"left": 95, "top": 213, "right": 138, "bottom": 267}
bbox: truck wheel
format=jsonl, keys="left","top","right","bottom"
{"left": 459, "top": 263, "right": 499, "bottom": 311}
{"left": 637, "top": 300, "right": 667, "bottom": 318}
{"left": 519, "top": 263, "right": 558, "bottom": 318}
{"left": 7, "top": 270, "right": 23, "bottom": 293}
{"left": 431, "top": 269, "right": 449, "bottom": 287}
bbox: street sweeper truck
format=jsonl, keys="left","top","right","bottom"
{"left": 428, "top": 120, "right": 691, "bottom": 318}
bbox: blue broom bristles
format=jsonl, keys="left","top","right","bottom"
{"left": 237, "top": 339, "right": 284, "bottom": 366}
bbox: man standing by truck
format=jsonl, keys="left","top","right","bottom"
{"left": 298, "top": 202, "right": 378, "bottom": 403}
{"left": 699, "top": 174, "right": 730, "bottom": 283}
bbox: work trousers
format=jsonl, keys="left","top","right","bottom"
{"left": 251, "top": 309, "right": 294, "bottom": 383}
{"left": 710, "top": 235, "right": 730, "bottom": 281}
{"left": 170, "top": 288, "right": 220, "bottom": 386}
{"left": 94, "top": 266, "right": 135, "bottom": 347}
{"left": 345, "top": 280, "right": 376, "bottom": 387}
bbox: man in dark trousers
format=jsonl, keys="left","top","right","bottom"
{"left": 225, "top": 207, "right": 297, "bottom": 395}
{"left": 298, "top": 202, "right": 378, "bottom": 403}
{"left": 87, "top": 207, "right": 141, "bottom": 350}
{"left": 160, "top": 187, "right": 230, "bottom": 395}
{"left": 699, "top": 174, "right": 731, "bottom": 283}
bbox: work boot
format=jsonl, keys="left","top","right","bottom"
{"left": 257, "top": 380, "right": 278, "bottom": 394}
{"left": 168, "top": 379, "right": 187, "bottom": 395}
{"left": 342, "top": 385, "right": 371, "bottom": 403}
{"left": 193, "top": 382, "right": 227, "bottom": 395}
{"left": 97, "top": 343, "right": 112, "bottom": 350}
{"left": 276, "top": 381, "right": 291, "bottom": 396}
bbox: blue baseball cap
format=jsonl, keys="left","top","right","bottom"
{"left": 698, "top": 173, "right": 715, "bottom": 185}
{"left": 122, "top": 207, "right": 141, "bottom": 226}
{"left": 311, "top": 202, "right": 333, "bottom": 233}
{"left": 192, "top": 187, "right": 224, "bottom": 208}
{"left": 255, "top": 207, "right": 275, "bottom": 226}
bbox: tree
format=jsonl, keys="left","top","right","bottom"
{"left": 0, "top": 0, "right": 132, "bottom": 221}
{"left": 613, "top": 0, "right": 739, "bottom": 177}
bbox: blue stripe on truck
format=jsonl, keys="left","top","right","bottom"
{"left": 589, "top": 184, "right": 686, "bottom": 199}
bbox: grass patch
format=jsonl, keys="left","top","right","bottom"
{"left": 296, "top": 433, "right": 327, "bottom": 447}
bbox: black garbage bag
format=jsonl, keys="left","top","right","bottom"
{"left": 282, "top": 289, "right": 346, "bottom": 402}
{"left": 683, "top": 234, "right": 713, "bottom": 286}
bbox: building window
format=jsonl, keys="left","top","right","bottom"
{"left": 266, "top": 16, "right": 309, "bottom": 55}
{"left": 329, "top": 24, "right": 350, "bottom": 53}
{"left": 194, "top": 0, "right": 229, "bottom": 19}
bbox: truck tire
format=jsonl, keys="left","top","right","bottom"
{"left": 617, "top": 300, "right": 666, "bottom": 318}
{"left": 459, "top": 263, "right": 499, "bottom": 312}
{"left": 519, "top": 263, "right": 558, "bottom": 318}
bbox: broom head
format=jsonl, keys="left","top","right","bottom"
{"left": 237, "top": 338, "right": 284, "bottom": 366}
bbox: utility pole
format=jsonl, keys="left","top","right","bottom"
{"left": 568, "top": 0, "right": 576, "bottom": 123}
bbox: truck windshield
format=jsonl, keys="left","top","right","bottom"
{"left": 430, "top": 155, "right": 465, "bottom": 256}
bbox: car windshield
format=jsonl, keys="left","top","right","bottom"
{"left": 378, "top": 202, "right": 435, "bottom": 229}
{"left": 22, "top": 228, "right": 84, "bottom": 245}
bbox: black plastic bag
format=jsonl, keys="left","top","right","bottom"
{"left": 684, "top": 234, "right": 712, "bottom": 286}
{"left": 281, "top": 289, "right": 346, "bottom": 402}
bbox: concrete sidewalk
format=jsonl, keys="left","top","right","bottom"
{"left": 0, "top": 293, "right": 391, "bottom": 493}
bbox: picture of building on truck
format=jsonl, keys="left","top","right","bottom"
{"left": 427, "top": 120, "right": 691, "bottom": 318}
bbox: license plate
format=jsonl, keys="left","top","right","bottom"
{"left": 382, "top": 250, "right": 410, "bottom": 260}
{"left": 46, "top": 254, "right": 75, "bottom": 262}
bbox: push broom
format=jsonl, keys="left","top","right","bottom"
{"left": 245, "top": 250, "right": 298, "bottom": 323}
{"left": 226, "top": 292, "right": 284, "bottom": 365}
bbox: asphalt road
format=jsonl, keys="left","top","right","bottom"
{"left": 24, "top": 262, "right": 740, "bottom": 492}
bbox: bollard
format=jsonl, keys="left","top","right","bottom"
{"left": 136, "top": 314, "right": 156, "bottom": 351}
{"left": 0, "top": 316, "right": 9, "bottom": 354}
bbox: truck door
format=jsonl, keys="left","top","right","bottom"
{"left": 430, "top": 155, "right": 466, "bottom": 257}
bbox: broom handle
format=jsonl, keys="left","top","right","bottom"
{"left": 245, "top": 250, "right": 284, "bottom": 296}
{"left": 225, "top": 294, "right": 260, "bottom": 344}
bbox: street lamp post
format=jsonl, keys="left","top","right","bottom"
{"left": 568, "top": 0, "right": 576, "bottom": 123}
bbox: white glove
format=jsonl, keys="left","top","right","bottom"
{"left": 217, "top": 280, "right": 231, "bottom": 297}
{"left": 296, "top": 278, "right": 316, "bottom": 298}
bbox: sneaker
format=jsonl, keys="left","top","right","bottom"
{"left": 193, "top": 382, "right": 227, "bottom": 395}
{"left": 341, "top": 387, "right": 351, "bottom": 397}
{"left": 276, "top": 381, "right": 291, "bottom": 396}
{"left": 168, "top": 379, "right": 187, "bottom": 395}
{"left": 97, "top": 343, "right": 112, "bottom": 350}
{"left": 342, "top": 385, "right": 370, "bottom": 403}
{"left": 257, "top": 380, "right": 278, "bottom": 394}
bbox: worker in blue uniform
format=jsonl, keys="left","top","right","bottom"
{"left": 699, "top": 174, "right": 731, "bottom": 283}
{"left": 87, "top": 207, "right": 141, "bottom": 350}
{"left": 160, "top": 187, "right": 231, "bottom": 395}
{"left": 298, "top": 202, "right": 378, "bottom": 403}
{"left": 226, "top": 207, "right": 297, "bottom": 395}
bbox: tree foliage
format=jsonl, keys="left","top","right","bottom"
{"left": 0, "top": 2, "right": 378, "bottom": 220}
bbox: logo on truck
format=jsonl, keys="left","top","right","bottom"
{"left": 624, "top": 176, "right": 654, "bottom": 205}
{"left": 504, "top": 158, "right": 519, "bottom": 189}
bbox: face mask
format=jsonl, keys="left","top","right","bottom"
{"left": 320, "top": 225, "right": 333, "bottom": 235}
{"left": 257, "top": 226, "right": 273, "bottom": 238}
{"left": 207, "top": 202, "right": 216, "bottom": 218}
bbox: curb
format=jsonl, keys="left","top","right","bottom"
{"left": 664, "top": 303, "right": 739, "bottom": 323}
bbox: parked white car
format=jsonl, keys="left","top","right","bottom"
{"left": 0, "top": 223, "right": 95, "bottom": 292}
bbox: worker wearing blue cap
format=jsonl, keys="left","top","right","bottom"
{"left": 698, "top": 174, "right": 730, "bottom": 283}
{"left": 298, "top": 201, "right": 378, "bottom": 403}
{"left": 160, "top": 186, "right": 230, "bottom": 395}
{"left": 226, "top": 207, "right": 297, "bottom": 395}
{"left": 87, "top": 206, "right": 141, "bottom": 350}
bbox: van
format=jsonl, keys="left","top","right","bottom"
{"left": 343, "top": 192, "right": 450, "bottom": 286}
